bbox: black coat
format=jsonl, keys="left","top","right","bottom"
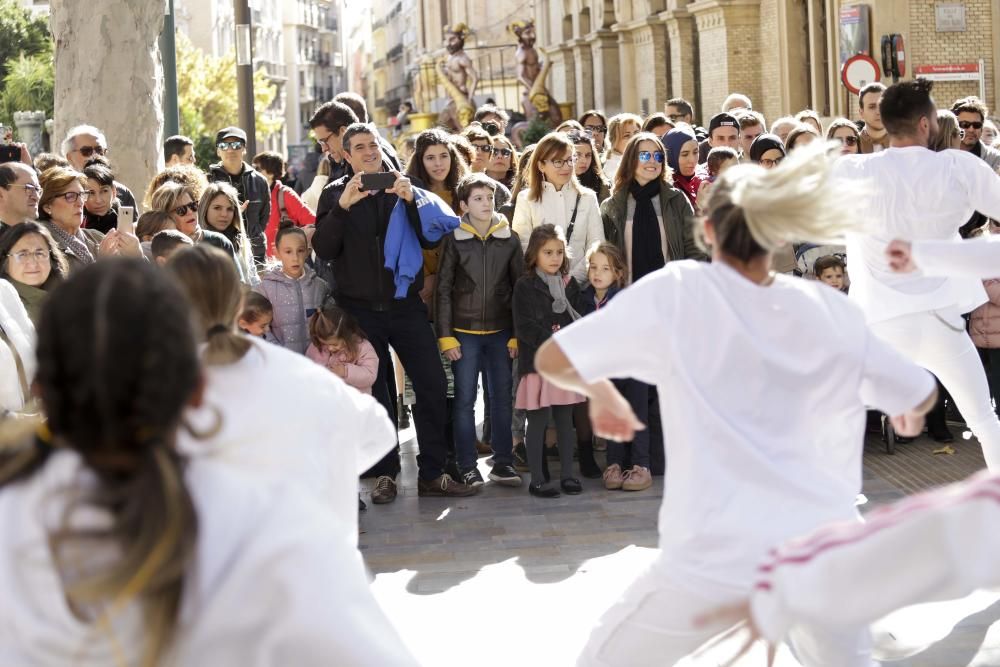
{"left": 312, "top": 173, "right": 435, "bottom": 309}
{"left": 435, "top": 217, "right": 523, "bottom": 338}
{"left": 512, "top": 272, "right": 582, "bottom": 377}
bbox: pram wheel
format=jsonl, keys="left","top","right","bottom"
{"left": 880, "top": 414, "right": 896, "bottom": 455}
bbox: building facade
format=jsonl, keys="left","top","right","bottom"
{"left": 534, "top": 0, "right": 1000, "bottom": 127}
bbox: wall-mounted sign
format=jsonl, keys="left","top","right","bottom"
{"left": 914, "top": 63, "right": 979, "bottom": 81}
{"left": 935, "top": 4, "right": 967, "bottom": 32}
{"left": 839, "top": 5, "right": 872, "bottom": 65}
{"left": 842, "top": 54, "right": 882, "bottom": 94}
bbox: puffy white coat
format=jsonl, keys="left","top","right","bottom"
{"left": 0, "top": 279, "right": 35, "bottom": 413}
{"left": 511, "top": 181, "right": 605, "bottom": 282}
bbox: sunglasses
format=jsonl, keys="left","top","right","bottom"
{"left": 58, "top": 190, "right": 93, "bottom": 204}
{"left": 75, "top": 145, "right": 107, "bottom": 158}
{"left": 584, "top": 124, "right": 607, "bottom": 134}
{"left": 959, "top": 121, "right": 984, "bottom": 130}
{"left": 173, "top": 202, "right": 199, "bottom": 217}
{"left": 472, "top": 143, "right": 494, "bottom": 154}
{"left": 493, "top": 148, "right": 513, "bottom": 158}
{"left": 217, "top": 141, "right": 245, "bottom": 151}
{"left": 835, "top": 135, "right": 859, "bottom": 146}
{"left": 638, "top": 150, "right": 665, "bottom": 163}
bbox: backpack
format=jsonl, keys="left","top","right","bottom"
{"left": 277, "top": 184, "right": 296, "bottom": 229}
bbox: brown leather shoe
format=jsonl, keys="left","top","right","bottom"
{"left": 371, "top": 475, "right": 398, "bottom": 504}
{"left": 475, "top": 440, "right": 493, "bottom": 455}
{"left": 417, "top": 474, "right": 479, "bottom": 497}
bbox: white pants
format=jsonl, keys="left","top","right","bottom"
{"left": 577, "top": 562, "right": 873, "bottom": 667}
{"left": 870, "top": 310, "right": 1000, "bottom": 471}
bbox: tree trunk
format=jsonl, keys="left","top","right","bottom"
{"left": 49, "top": 1, "right": 164, "bottom": 200}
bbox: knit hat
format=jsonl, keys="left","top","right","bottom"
{"left": 663, "top": 126, "right": 698, "bottom": 174}
{"left": 748, "top": 133, "right": 786, "bottom": 163}
{"left": 708, "top": 113, "right": 739, "bottom": 137}
{"left": 215, "top": 126, "right": 248, "bottom": 144}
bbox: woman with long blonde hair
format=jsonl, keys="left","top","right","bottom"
{"left": 534, "top": 141, "right": 938, "bottom": 666}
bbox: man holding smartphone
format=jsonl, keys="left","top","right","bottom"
{"left": 313, "top": 123, "right": 476, "bottom": 504}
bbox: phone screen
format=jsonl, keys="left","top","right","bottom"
{"left": 0, "top": 145, "right": 19, "bottom": 165}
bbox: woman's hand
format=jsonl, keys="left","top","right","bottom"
{"left": 97, "top": 230, "right": 120, "bottom": 257}
{"left": 886, "top": 239, "right": 916, "bottom": 273}
{"left": 116, "top": 231, "right": 143, "bottom": 258}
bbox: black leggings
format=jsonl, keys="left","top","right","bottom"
{"left": 526, "top": 405, "right": 576, "bottom": 485}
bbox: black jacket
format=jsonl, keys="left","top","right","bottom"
{"left": 577, "top": 283, "right": 622, "bottom": 317}
{"left": 313, "top": 173, "right": 436, "bottom": 309}
{"left": 208, "top": 161, "right": 270, "bottom": 260}
{"left": 435, "top": 214, "right": 524, "bottom": 340}
{"left": 512, "top": 272, "right": 582, "bottom": 377}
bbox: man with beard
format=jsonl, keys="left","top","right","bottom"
{"left": 436, "top": 24, "right": 478, "bottom": 131}
{"left": 508, "top": 20, "right": 562, "bottom": 124}
{"left": 834, "top": 78, "right": 1000, "bottom": 471}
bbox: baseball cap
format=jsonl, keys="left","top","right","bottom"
{"left": 708, "top": 113, "right": 739, "bottom": 136}
{"left": 215, "top": 126, "right": 248, "bottom": 144}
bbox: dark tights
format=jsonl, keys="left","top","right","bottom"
{"left": 526, "top": 405, "right": 576, "bottom": 485}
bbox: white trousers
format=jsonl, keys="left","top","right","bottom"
{"left": 577, "top": 561, "right": 873, "bottom": 667}
{"left": 870, "top": 310, "right": 1000, "bottom": 471}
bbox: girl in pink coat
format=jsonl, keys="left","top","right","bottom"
{"left": 306, "top": 305, "right": 379, "bottom": 394}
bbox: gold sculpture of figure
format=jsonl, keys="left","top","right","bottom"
{"left": 437, "top": 23, "right": 478, "bottom": 131}
{"left": 508, "top": 19, "right": 562, "bottom": 124}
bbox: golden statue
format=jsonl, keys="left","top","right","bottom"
{"left": 437, "top": 23, "right": 478, "bottom": 131}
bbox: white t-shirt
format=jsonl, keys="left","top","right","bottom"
{"left": 554, "top": 260, "right": 934, "bottom": 589}
{"left": 834, "top": 146, "right": 1000, "bottom": 323}
{"left": 0, "top": 451, "right": 417, "bottom": 666}
{"left": 177, "top": 337, "right": 396, "bottom": 543}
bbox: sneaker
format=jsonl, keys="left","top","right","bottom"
{"left": 461, "top": 467, "right": 485, "bottom": 487}
{"left": 622, "top": 465, "right": 652, "bottom": 492}
{"left": 418, "top": 474, "right": 479, "bottom": 497}
{"left": 603, "top": 464, "right": 624, "bottom": 490}
{"left": 488, "top": 463, "right": 523, "bottom": 487}
{"left": 397, "top": 397, "right": 411, "bottom": 430}
{"left": 371, "top": 475, "right": 398, "bottom": 504}
{"left": 513, "top": 441, "right": 529, "bottom": 471}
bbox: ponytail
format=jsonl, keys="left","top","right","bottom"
{"left": 700, "top": 141, "right": 864, "bottom": 260}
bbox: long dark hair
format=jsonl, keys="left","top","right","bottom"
{"left": 406, "top": 129, "right": 468, "bottom": 208}
{"left": 0, "top": 259, "right": 201, "bottom": 666}
{"left": 567, "top": 130, "right": 608, "bottom": 198}
{"left": 0, "top": 221, "right": 69, "bottom": 288}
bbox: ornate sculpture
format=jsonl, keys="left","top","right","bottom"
{"left": 508, "top": 20, "right": 562, "bottom": 124}
{"left": 436, "top": 23, "right": 478, "bottom": 131}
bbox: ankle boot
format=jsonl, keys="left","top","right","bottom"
{"left": 578, "top": 442, "right": 602, "bottom": 479}
{"left": 397, "top": 396, "right": 410, "bottom": 430}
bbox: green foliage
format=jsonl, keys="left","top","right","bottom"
{"left": 175, "top": 32, "right": 281, "bottom": 168}
{"left": 521, "top": 116, "right": 552, "bottom": 146}
{"left": 0, "top": 0, "right": 53, "bottom": 130}
{"left": 0, "top": 0, "right": 50, "bottom": 81}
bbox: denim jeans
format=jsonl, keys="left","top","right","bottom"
{"left": 452, "top": 330, "right": 514, "bottom": 469}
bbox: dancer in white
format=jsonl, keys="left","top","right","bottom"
{"left": 833, "top": 78, "right": 1000, "bottom": 470}
{"left": 534, "top": 142, "right": 937, "bottom": 666}
{"left": 0, "top": 260, "right": 417, "bottom": 666}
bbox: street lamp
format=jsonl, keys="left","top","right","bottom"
{"left": 234, "top": 0, "right": 257, "bottom": 155}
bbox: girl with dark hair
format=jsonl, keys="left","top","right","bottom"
{"left": 0, "top": 258, "right": 418, "bottom": 665}
{"left": 512, "top": 224, "right": 584, "bottom": 498}
{"left": 486, "top": 134, "right": 518, "bottom": 189}
{"left": 81, "top": 157, "right": 121, "bottom": 233}
{"left": 663, "top": 126, "right": 703, "bottom": 210}
{"left": 534, "top": 143, "right": 937, "bottom": 666}
{"left": 569, "top": 130, "right": 610, "bottom": 202}
{"left": 405, "top": 128, "right": 469, "bottom": 210}
{"left": 579, "top": 110, "right": 609, "bottom": 154}
{"left": 0, "top": 221, "right": 69, "bottom": 325}
{"left": 827, "top": 118, "right": 861, "bottom": 155}
{"left": 198, "top": 181, "right": 258, "bottom": 284}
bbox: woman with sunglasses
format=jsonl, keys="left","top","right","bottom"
{"left": 579, "top": 110, "right": 609, "bottom": 154}
{"left": 487, "top": 135, "right": 518, "bottom": 190}
{"left": 663, "top": 126, "right": 704, "bottom": 211}
{"left": 827, "top": 118, "right": 861, "bottom": 156}
{"left": 150, "top": 181, "right": 247, "bottom": 283}
{"left": 37, "top": 167, "right": 139, "bottom": 274}
{"left": 511, "top": 132, "right": 605, "bottom": 283}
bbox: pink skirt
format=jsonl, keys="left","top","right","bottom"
{"left": 515, "top": 373, "right": 585, "bottom": 410}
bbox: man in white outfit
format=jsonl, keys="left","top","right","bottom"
{"left": 834, "top": 78, "right": 1000, "bottom": 471}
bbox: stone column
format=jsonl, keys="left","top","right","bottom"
{"left": 589, "top": 30, "right": 621, "bottom": 114}
{"left": 572, "top": 40, "right": 595, "bottom": 114}
{"left": 617, "top": 30, "right": 638, "bottom": 115}
{"left": 50, "top": 0, "right": 165, "bottom": 199}
{"left": 689, "top": 0, "right": 762, "bottom": 123}
{"left": 13, "top": 111, "right": 46, "bottom": 157}
{"left": 662, "top": 9, "right": 699, "bottom": 106}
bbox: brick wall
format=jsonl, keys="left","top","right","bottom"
{"left": 757, "top": 0, "right": 782, "bottom": 123}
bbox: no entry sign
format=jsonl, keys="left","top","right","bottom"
{"left": 841, "top": 54, "right": 882, "bottom": 94}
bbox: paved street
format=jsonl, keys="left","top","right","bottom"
{"left": 360, "top": 413, "right": 1000, "bottom": 667}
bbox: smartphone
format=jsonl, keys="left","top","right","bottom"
{"left": 117, "top": 206, "right": 135, "bottom": 234}
{"left": 360, "top": 172, "right": 397, "bottom": 191}
{"left": 0, "top": 126, "right": 17, "bottom": 164}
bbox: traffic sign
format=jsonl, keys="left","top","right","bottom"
{"left": 841, "top": 54, "right": 881, "bottom": 94}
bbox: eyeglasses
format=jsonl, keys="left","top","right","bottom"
{"left": 217, "top": 141, "right": 245, "bottom": 151}
{"left": 8, "top": 183, "right": 41, "bottom": 197}
{"left": 638, "top": 151, "right": 665, "bottom": 164}
{"left": 73, "top": 145, "right": 107, "bottom": 158}
{"left": 583, "top": 124, "right": 607, "bottom": 134}
{"left": 959, "top": 121, "right": 984, "bottom": 131}
{"left": 472, "top": 143, "right": 494, "bottom": 154}
{"left": 172, "top": 202, "right": 199, "bottom": 217}
{"left": 315, "top": 133, "right": 334, "bottom": 148}
{"left": 544, "top": 157, "right": 576, "bottom": 168}
{"left": 7, "top": 249, "right": 51, "bottom": 264}
{"left": 835, "top": 135, "right": 859, "bottom": 146}
{"left": 493, "top": 148, "right": 513, "bottom": 158}
{"left": 759, "top": 157, "right": 785, "bottom": 168}
{"left": 57, "top": 190, "right": 93, "bottom": 203}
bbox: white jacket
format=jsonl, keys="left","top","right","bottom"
{"left": 752, "top": 470, "right": 1000, "bottom": 643}
{"left": 0, "top": 450, "right": 418, "bottom": 666}
{"left": 511, "top": 181, "right": 605, "bottom": 282}
{"left": 301, "top": 173, "right": 329, "bottom": 212}
{"left": 0, "top": 279, "right": 35, "bottom": 413}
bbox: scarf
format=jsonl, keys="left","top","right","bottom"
{"left": 47, "top": 222, "right": 95, "bottom": 266}
{"left": 628, "top": 179, "right": 665, "bottom": 282}
{"left": 535, "top": 267, "right": 580, "bottom": 321}
{"left": 672, "top": 172, "right": 700, "bottom": 209}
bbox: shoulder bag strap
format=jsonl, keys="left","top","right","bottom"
{"left": 566, "top": 191, "right": 581, "bottom": 241}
